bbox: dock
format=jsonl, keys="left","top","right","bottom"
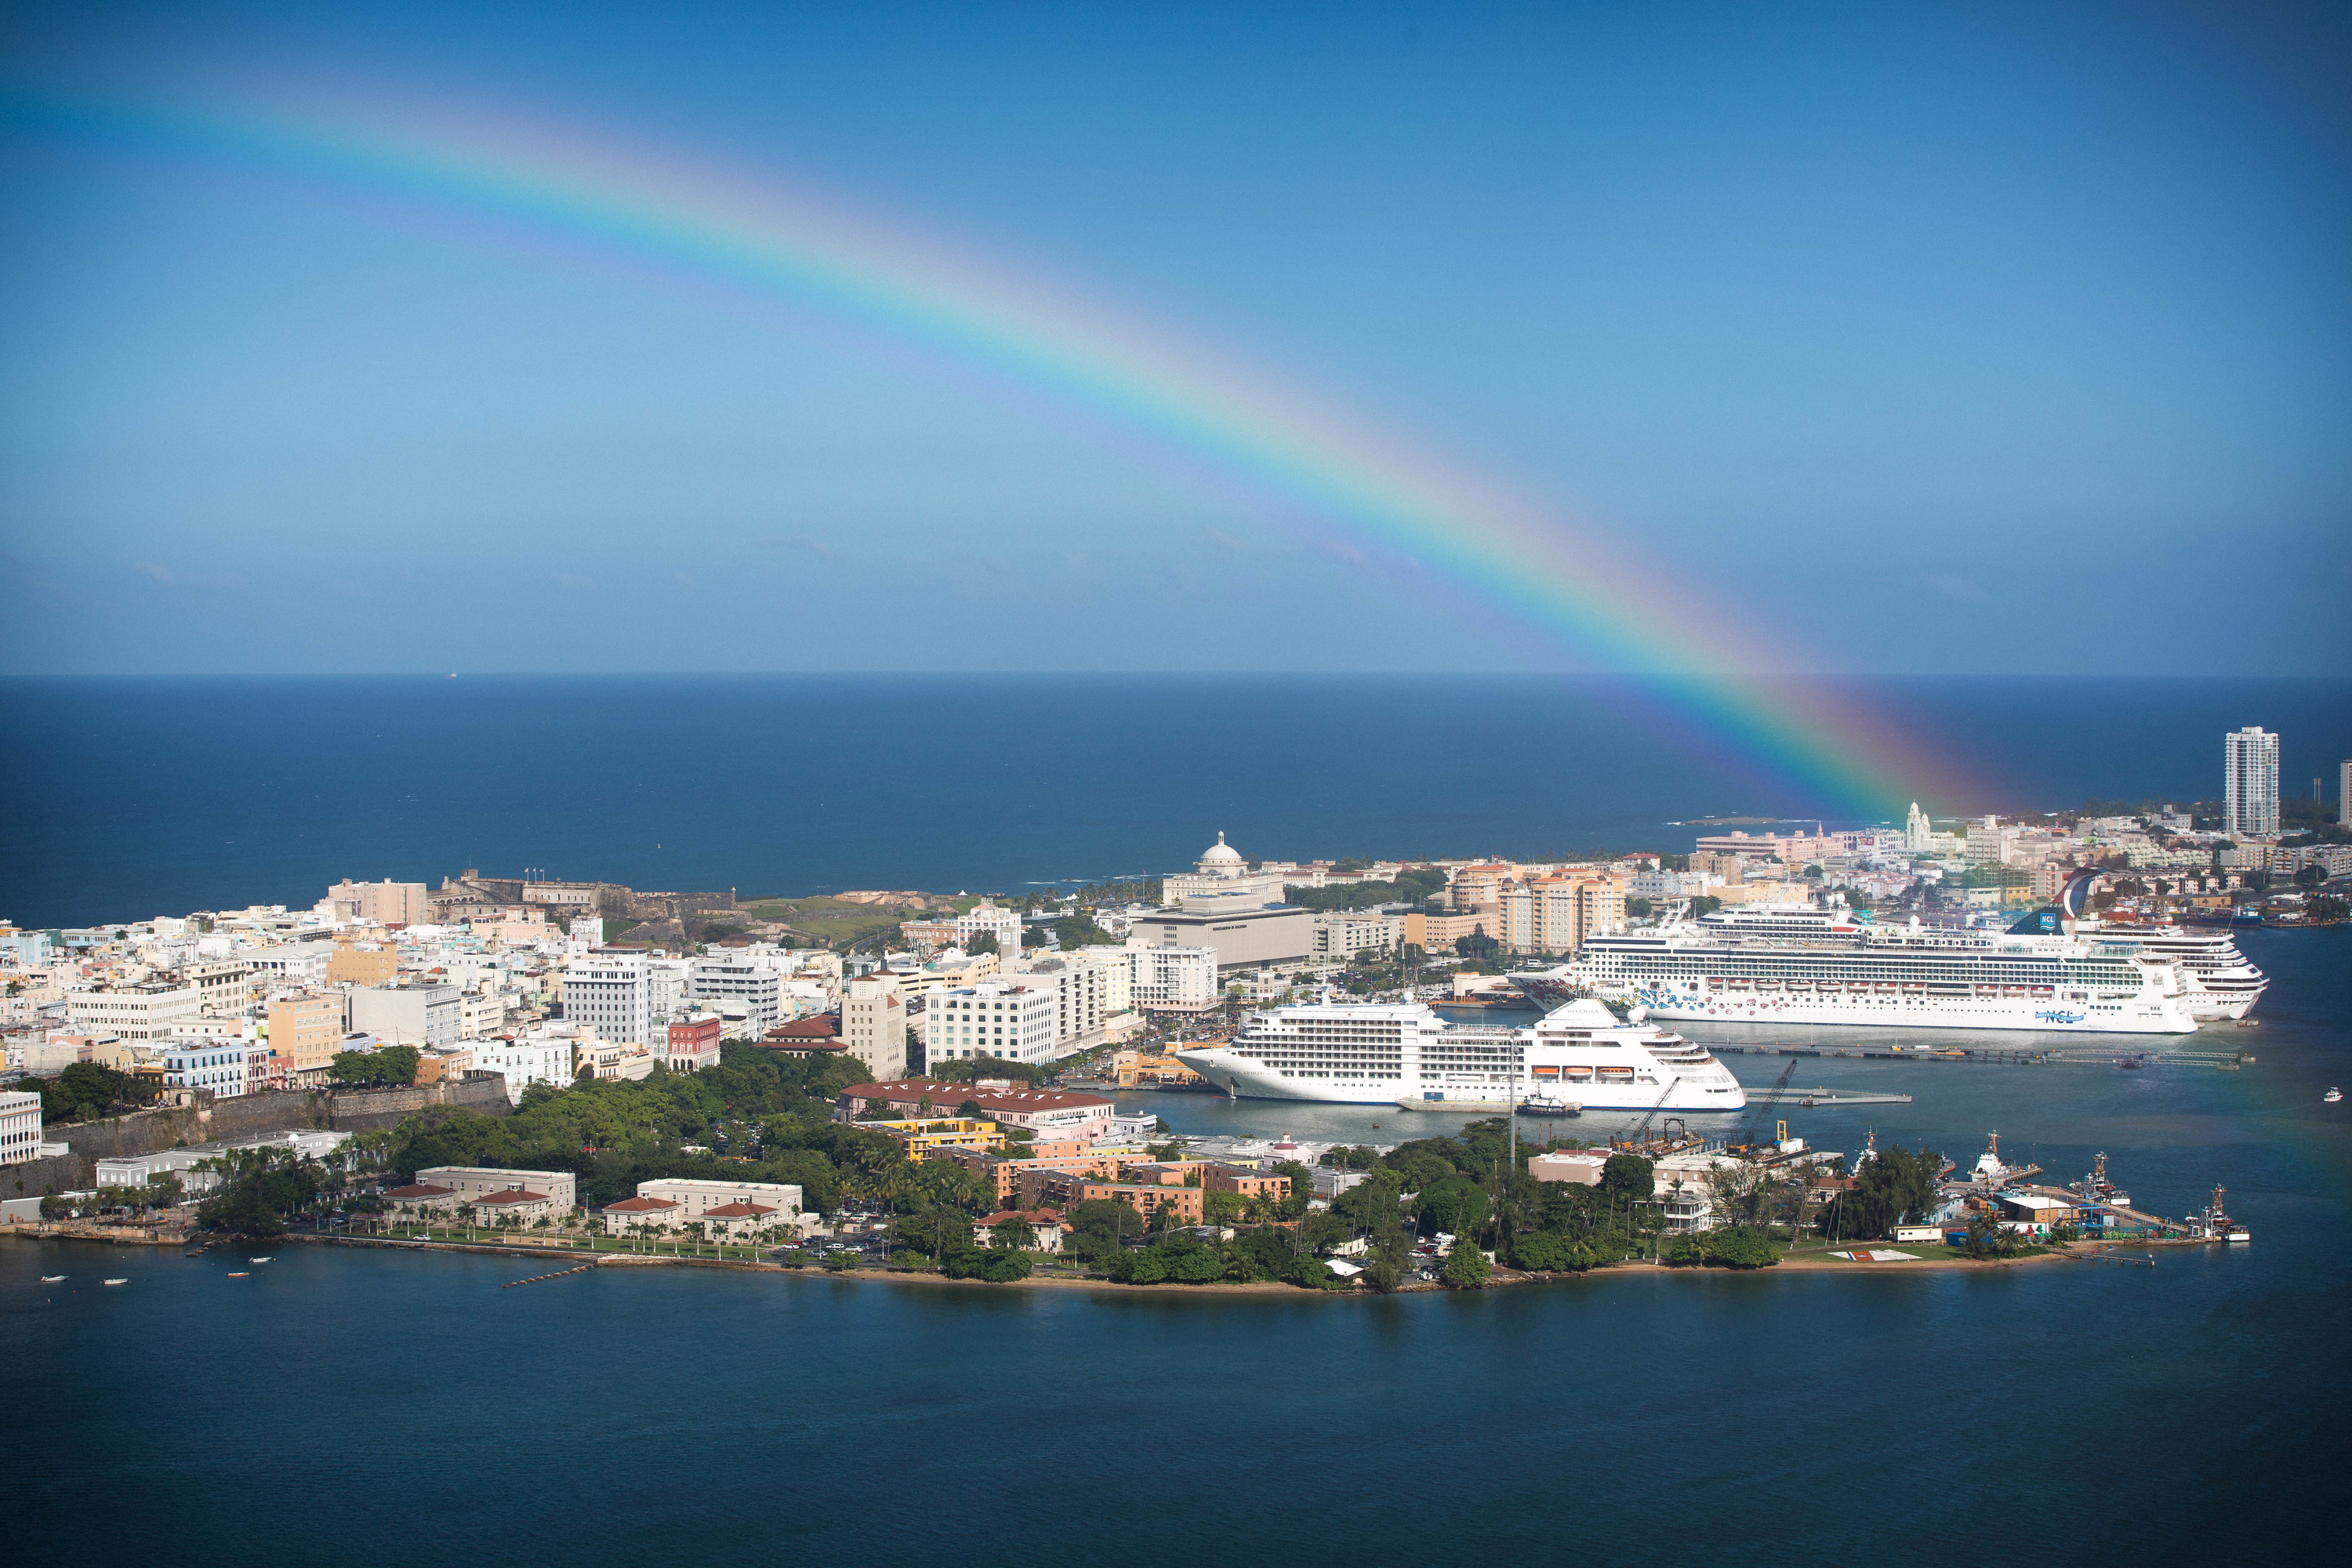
{"left": 1784, "top": 1088, "right": 1913, "bottom": 1106}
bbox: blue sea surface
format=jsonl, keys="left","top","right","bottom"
{"left": 2, "top": 673, "right": 2346, "bottom": 927}
{"left": 5, "top": 930, "right": 2347, "bottom": 1565}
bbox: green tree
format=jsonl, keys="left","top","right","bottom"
{"left": 328, "top": 1045, "right": 421, "bottom": 1087}
{"left": 1600, "top": 1153, "right": 1654, "bottom": 1201}
{"left": 989, "top": 1214, "right": 1036, "bottom": 1250}
{"left": 1704, "top": 1226, "right": 1777, "bottom": 1269}
{"left": 1441, "top": 1238, "right": 1491, "bottom": 1288}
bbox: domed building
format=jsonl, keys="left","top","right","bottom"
{"left": 1196, "top": 833, "right": 1247, "bottom": 878}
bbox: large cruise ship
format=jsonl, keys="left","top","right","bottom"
{"left": 1172, "top": 996, "right": 1748, "bottom": 1112}
{"left": 1510, "top": 905, "right": 2202, "bottom": 1035}
{"left": 2074, "top": 921, "right": 2267, "bottom": 1021}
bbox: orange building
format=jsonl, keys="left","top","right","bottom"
{"left": 1077, "top": 1181, "right": 1203, "bottom": 1225}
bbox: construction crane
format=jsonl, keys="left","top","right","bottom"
{"left": 1728, "top": 1059, "right": 1800, "bottom": 1155}
{"left": 1616, "top": 1076, "right": 1683, "bottom": 1151}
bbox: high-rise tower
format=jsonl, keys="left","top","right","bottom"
{"left": 2223, "top": 727, "right": 2280, "bottom": 838}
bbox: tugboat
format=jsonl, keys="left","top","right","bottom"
{"left": 1516, "top": 1092, "right": 1581, "bottom": 1119}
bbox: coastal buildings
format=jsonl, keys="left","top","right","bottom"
{"left": 413, "top": 1166, "right": 579, "bottom": 1216}
{"left": 67, "top": 979, "right": 206, "bottom": 1040}
{"left": 2225, "top": 726, "right": 2281, "bottom": 838}
{"left": 634, "top": 1177, "right": 805, "bottom": 1232}
{"left": 686, "top": 952, "right": 785, "bottom": 1036}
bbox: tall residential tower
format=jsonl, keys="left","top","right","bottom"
{"left": 2223, "top": 727, "right": 2280, "bottom": 839}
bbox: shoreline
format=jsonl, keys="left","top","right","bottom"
{"left": 165, "top": 1232, "right": 2114, "bottom": 1292}
{"left": 8, "top": 1230, "right": 2151, "bottom": 1293}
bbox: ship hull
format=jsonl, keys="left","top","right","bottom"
{"left": 1174, "top": 1046, "right": 1744, "bottom": 1109}
{"left": 1619, "top": 985, "right": 2195, "bottom": 1034}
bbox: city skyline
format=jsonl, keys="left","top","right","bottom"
{"left": 3, "top": 2, "right": 2348, "bottom": 683}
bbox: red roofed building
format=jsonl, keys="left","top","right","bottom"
{"left": 380, "top": 1181, "right": 458, "bottom": 1212}
{"left": 600, "top": 1193, "right": 684, "bottom": 1236}
{"left": 757, "top": 1014, "right": 846, "bottom": 1059}
{"left": 468, "top": 1187, "right": 560, "bottom": 1225}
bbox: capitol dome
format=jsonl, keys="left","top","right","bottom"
{"left": 1197, "top": 832, "right": 1246, "bottom": 872}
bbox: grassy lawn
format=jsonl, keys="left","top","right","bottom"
{"left": 364, "top": 1224, "right": 779, "bottom": 1262}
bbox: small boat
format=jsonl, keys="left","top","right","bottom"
{"left": 41, "top": 1275, "right": 65, "bottom": 1283}
{"left": 2326, "top": 1088, "right": 2343, "bottom": 1104}
{"left": 1517, "top": 1095, "right": 1581, "bottom": 1118}
{"left": 226, "top": 1271, "right": 250, "bottom": 1278}
{"left": 249, "top": 1255, "right": 273, "bottom": 1263}
{"left": 103, "top": 1278, "right": 129, "bottom": 1287}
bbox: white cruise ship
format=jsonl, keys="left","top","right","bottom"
{"left": 1513, "top": 906, "right": 2200, "bottom": 1034}
{"left": 2074, "top": 922, "right": 2267, "bottom": 1021}
{"left": 1172, "top": 996, "right": 1748, "bottom": 1112}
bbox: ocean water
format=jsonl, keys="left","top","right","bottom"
{"left": 2, "top": 673, "right": 2347, "bottom": 928}
{"left": 5, "top": 928, "right": 2346, "bottom": 1565}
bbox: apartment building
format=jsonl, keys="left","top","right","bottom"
{"left": 67, "top": 982, "right": 205, "bottom": 1040}
{"left": 266, "top": 993, "right": 345, "bottom": 1083}
{"left": 564, "top": 953, "right": 651, "bottom": 1045}
{"left": 347, "top": 983, "right": 462, "bottom": 1050}
{"left": 163, "top": 1039, "right": 249, "bottom": 1098}
{"left": 326, "top": 879, "right": 430, "bottom": 925}
{"left": 1126, "top": 944, "right": 1218, "bottom": 1011}
{"left": 926, "top": 982, "right": 1059, "bottom": 1065}
{"left": 686, "top": 953, "right": 782, "bottom": 1036}
{"left": 840, "top": 973, "right": 908, "bottom": 1080}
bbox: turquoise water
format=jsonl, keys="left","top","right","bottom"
{"left": 6, "top": 930, "right": 2343, "bottom": 1563}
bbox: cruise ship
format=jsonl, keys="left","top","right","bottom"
{"left": 1171, "top": 996, "right": 1748, "bottom": 1112}
{"left": 2074, "top": 921, "right": 2267, "bottom": 1021}
{"left": 1510, "top": 904, "right": 2201, "bottom": 1035}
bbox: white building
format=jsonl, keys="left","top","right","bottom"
{"left": 688, "top": 953, "right": 783, "bottom": 1036}
{"left": 470, "top": 1028, "right": 582, "bottom": 1104}
{"left": 840, "top": 973, "right": 909, "bottom": 1080}
{"left": 163, "top": 1039, "right": 249, "bottom": 1098}
{"left": 241, "top": 942, "right": 334, "bottom": 990}
{"left": 1130, "top": 894, "right": 1315, "bottom": 975}
{"left": 1, "top": 1090, "right": 42, "bottom": 1166}
{"left": 564, "top": 953, "right": 651, "bottom": 1046}
{"left": 413, "top": 1165, "right": 578, "bottom": 1216}
{"left": 67, "top": 981, "right": 205, "bottom": 1040}
{"left": 926, "top": 982, "right": 1062, "bottom": 1065}
{"left": 1127, "top": 944, "right": 1219, "bottom": 1011}
{"left": 1905, "top": 802, "right": 1931, "bottom": 852}
{"left": 2225, "top": 727, "right": 2281, "bottom": 839}
{"left": 951, "top": 902, "right": 1023, "bottom": 960}
{"left": 1312, "top": 911, "right": 1402, "bottom": 961}
{"left": 346, "top": 984, "right": 462, "bottom": 1050}
{"left": 635, "top": 1177, "right": 806, "bottom": 1229}
{"left": 1020, "top": 947, "right": 1130, "bottom": 1054}
{"left": 1161, "top": 833, "right": 1289, "bottom": 908}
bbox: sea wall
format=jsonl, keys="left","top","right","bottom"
{"left": 17, "top": 1077, "right": 514, "bottom": 1193}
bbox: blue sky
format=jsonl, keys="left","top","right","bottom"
{"left": 1, "top": 1, "right": 2346, "bottom": 675}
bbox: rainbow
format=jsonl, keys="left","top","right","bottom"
{"left": 5, "top": 79, "right": 1974, "bottom": 816}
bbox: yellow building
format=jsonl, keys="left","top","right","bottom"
{"left": 266, "top": 993, "right": 346, "bottom": 1084}
{"left": 1109, "top": 1050, "right": 1202, "bottom": 1089}
{"left": 325, "top": 934, "right": 397, "bottom": 987}
{"left": 869, "top": 1117, "right": 1005, "bottom": 1161}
